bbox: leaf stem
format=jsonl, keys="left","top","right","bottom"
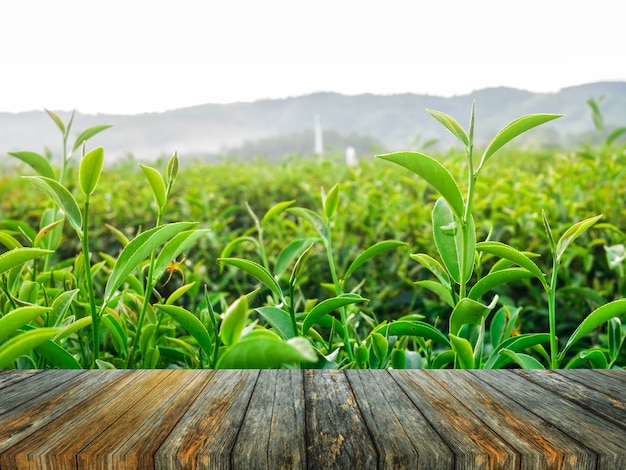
{"left": 82, "top": 199, "right": 100, "bottom": 366}
{"left": 548, "top": 257, "right": 559, "bottom": 369}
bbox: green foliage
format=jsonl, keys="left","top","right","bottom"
{"left": 2, "top": 100, "right": 626, "bottom": 370}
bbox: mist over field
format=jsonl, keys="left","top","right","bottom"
{"left": 2, "top": 81, "right": 625, "bottom": 164}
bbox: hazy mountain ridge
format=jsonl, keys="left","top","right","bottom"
{"left": 2, "top": 81, "right": 625, "bottom": 164}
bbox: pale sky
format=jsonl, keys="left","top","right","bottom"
{"left": 1, "top": 1, "right": 623, "bottom": 115}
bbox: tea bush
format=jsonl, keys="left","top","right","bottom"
{"left": 1, "top": 105, "right": 625, "bottom": 369}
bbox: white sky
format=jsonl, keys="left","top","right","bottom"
{"left": 1, "top": 0, "right": 623, "bottom": 115}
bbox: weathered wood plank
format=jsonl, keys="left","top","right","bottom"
{"left": 518, "top": 369, "right": 626, "bottom": 430}
{"left": 391, "top": 370, "right": 519, "bottom": 469}
{"left": 473, "top": 370, "right": 626, "bottom": 469}
{"left": 233, "top": 370, "right": 306, "bottom": 469}
{"left": 154, "top": 369, "right": 259, "bottom": 469}
{"left": 0, "top": 369, "right": 87, "bottom": 415}
{"left": 1, "top": 370, "right": 154, "bottom": 469}
{"left": 0, "top": 370, "right": 128, "bottom": 457}
{"left": 0, "top": 369, "right": 623, "bottom": 469}
{"left": 0, "top": 369, "right": 41, "bottom": 390}
{"left": 345, "top": 369, "right": 453, "bottom": 469}
{"left": 427, "top": 370, "right": 597, "bottom": 469}
{"left": 76, "top": 370, "right": 214, "bottom": 469}
{"left": 304, "top": 370, "right": 377, "bottom": 469}
{"left": 556, "top": 369, "right": 626, "bottom": 401}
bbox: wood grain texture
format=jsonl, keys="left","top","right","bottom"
{"left": 0, "top": 369, "right": 624, "bottom": 469}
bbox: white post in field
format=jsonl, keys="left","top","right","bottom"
{"left": 314, "top": 114, "right": 323, "bottom": 158}
{"left": 345, "top": 146, "right": 358, "bottom": 166}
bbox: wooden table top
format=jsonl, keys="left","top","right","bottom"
{"left": 0, "top": 369, "right": 624, "bottom": 469}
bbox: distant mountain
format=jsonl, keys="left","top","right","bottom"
{"left": 2, "top": 81, "right": 625, "bottom": 165}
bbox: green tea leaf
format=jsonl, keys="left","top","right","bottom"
{"left": 432, "top": 197, "right": 474, "bottom": 283}
{"left": 608, "top": 317, "right": 623, "bottom": 362}
{"left": 23, "top": 176, "right": 83, "bottom": 234}
{"left": 218, "top": 257, "right": 284, "bottom": 302}
{"left": 8, "top": 151, "right": 56, "bottom": 179}
{"left": 377, "top": 151, "right": 465, "bottom": 219}
{"left": 0, "top": 232, "right": 22, "bottom": 250}
{"left": 302, "top": 293, "right": 368, "bottom": 334}
{"left": 414, "top": 280, "right": 455, "bottom": 308}
{"left": 156, "top": 304, "right": 213, "bottom": 359}
{"left": 555, "top": 214, "right": 602, "bottom": 262}
{"left": 166, "top": 151, "right": 179, "bottom": 188}
{"left": 478, "top": 114, "right": 562, "bottom": 173}
{"left": 606, "top": 127, "right": 626, "bottom": 147}
{"left": 216, "top": 331, "right": 317, "bottom": 368}
{"left": 219, "top": 296, "right": 249, "bottom": 346}
{"left": 101, "top": 311, "right": 128, "bottom": 356}
{"left": 289, "top": 242, "right": 315, "bottom": 286}
{"left": 449, "top": 297, "right": 493, "bottom": 336}
{"left": 564, "top": 349, "right": 608, "bottom": 369}
{"left": 0, "top": 306, "right": 51, "bottom": 341}
{"left": 369, "top": 332, "right": 388, "bottom": 361}
{"left": 0, "top": 328, "right": 61, "bottom": 369}
{"left": 373, "top": 320, "right": 450, "bottom": 346}
{"left": 468, "top": 268, "right": 534, "bottom": 301}
{"left": 104, "top": 222, "right": 196, "bottom": 304}
{"left": 484, "top": 333, "right": 552, "bottom": 369}
{"left": 450, "top": 334, "right": 475, "bottom": 369}
{"left": 261, "top": 200, "right": 295, "bottom": 227}
{"left": 426, "top": 109, "right": 469, "bottom": 146}
{"left": 476, "top": 241, "right": 547, "bottom": 290}
{"left": 344, "top": 240, "right": 407, "bottom": 281}
{"left": 0, "top": 247, "right": 53, "bottom": 276}
{"left": 139, "top": 164, "right": 167, "bottom": 209}
{"left": 153, "top": 229, "right": 209, "bottom": 282}
{"left": 561, "top": 299, "right": 626, "bottom": 358}
{"left": 499, "top": 349, "right": 545, "bottom": 369}
{"left": 322, "top": 183, "right": 340, "bottom": 221}
{"left": 33, "top": 333, "right": 82, "bottom": 369}
{"left": 410, "top": 253, "right": 451, "bottom": 289}
{"left": 256, "top": 306, "right": 295, "bottom": 339}
{"left": 275, "top": 238, "right": 317, "bottom": 280}
{"left": 288, "top": 207, "right": 330, "bottom": 245}
{"left": 71, "top": 125, "right": 112, "bottom": 152}
{"left": 165, "top": 282, "right": 197, "bottom": 305}
{"left": 49, "top": 289, "right": 79, "bottom": 327}
{"left": 79, "top": 147, "right": 104, "bottom": 196}
{"left": 45, "top": 108, "right": 66, "bottom": 135}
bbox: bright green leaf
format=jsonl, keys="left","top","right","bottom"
{"left": 477, "top": 241, "right": 547, "bottom": 291}
{"left": 0, "top": 328, "right": 61, "bottom": 369}
{"left": 344, "top": 240, "right": 407, "bottom": 281}
{"left": 79, "top": 147, "right": 104, "bottom": 196}
{"left": 450, "top": 334, "right": 475, "bottom": 369}
{"left": 23, "top": 176, "right": 83, "bottom": 234}
{"left": 561, "top": 299, "right": 626, "bottom": 358}
{"left": 256, "top": 306, "right": 295, "bottom": 339}
{"left": 156, "top": 304, "right": 213, "bottom": 359}
{"left": 302, "top": 293, "right": 367, "bottom": 334}
{"left": 218, "top": 257, "right": 284, "bottom": 302}
{"left": 139, "top": 164, "right": 167, "bottom": 209}
{"left": 478, "top": 114, "right": 563, "bottom": 173}
{"left": 555, "top": 215, "right": 602, "bottom": 262}
{"left": 468, "top": 268, "right": 534, "bottom": 301}
{"left": 216, "top": 331, "right": 317, "bottom": 368}
{"left": 71, "top": 125, "right": 112, "bottom": 153}
{"left": 449, "top": 297, "right": 494, "bottom": 336}
{"left": 377, "top": 151, "right": 465, "bottom": 219}
{"left": 499, "top": 349, "right": 545, "bottom": 369}
{"left": 0, "top": 247, "right": 53, "bottom": 276}
{"left": 261, "top": 200, "right": 295, "bottom": 227}
{"left": 220, "top": 296, "right": 249, "bottom": 346}
{"left": 8, "top": 151, "right": 56, "bottom": 179}
{"left": 0, "top": 306, "right": 51, "bottom": 341}
{"left": 322, "top": 184, "right": 340, "bottom": 220}
{"left": 426, "top": 108, "right": 469, "bottom": 146}
{"left": 104, "top": 222, "right": 196, "bottom": 304}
